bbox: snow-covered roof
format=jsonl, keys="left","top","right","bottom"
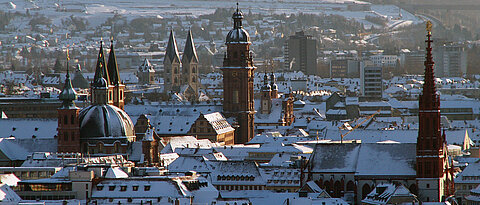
{"left": 310, "top": 143, "right": 416, "bottom": 176}
{"left": 105, "top": 167, "right": 129, "bottom": 179}
{"left": 0, "top": 118, "right": 57, "bottom": 139}
{"left": 203, "top": 112, "right": 235, "bottom": 135}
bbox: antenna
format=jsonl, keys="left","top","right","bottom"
{"left": 236, "top": 1, "right": 239, "bottom": 11}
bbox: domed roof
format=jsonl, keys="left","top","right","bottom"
{"left": 79, "top": 104, "right": 135, "bottom": 140}
{"left": 226, "top": 4, "right": 250, "bottom": 44}
{"left": 93, "top": 77, "right": 108, "bottom": 88}
{"left": 226, "top": 28, "right": 250, "bottom": 44}
{"left": 262, "top": 83, "right": 272, "bottom": 91}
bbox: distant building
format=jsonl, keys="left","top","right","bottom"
{"left": 360, "top": 66, "right": 382, "bottom": 100}
{"left": 137, "top": 58, "right": 155, "bottom": 85}
{"left": 285, "top": 31, "right": 317, "bottom": 75}
{"left": 330, "top": 59, "right": 364, "bottom": 78}
{"left": 163, "top": 29, "right": 200, "bottom": 101}
{"left": 433, "top": 43, "right": 467, "bottom": 77}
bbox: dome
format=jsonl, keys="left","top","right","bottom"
{"left": 94, "top": 77, "right": 108, "bottom": 88}
{"left": 79, "top": 105, "right": 135, "bottom": 140}
{"left": 271, "top": 83, "right": 278, "bottom": 90}
{"left": 226, "top": 28, "right": 250, "bottom": 44}
{"left": 262, "top": 83, "right": 272, "bottom": 91}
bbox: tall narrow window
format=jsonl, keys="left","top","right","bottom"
{"left": 71, "top": 115, "right": 75, "bottom": 124}
{"left": 233, "top": 91, "right": 239, "bottom": 104}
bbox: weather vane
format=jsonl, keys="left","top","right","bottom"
{"left": 426, "top": 20, "right": 432, "bottom": 33}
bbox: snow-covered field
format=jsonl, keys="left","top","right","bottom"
{"left": 1, "top": 0, "right": 423, "bottom": 29}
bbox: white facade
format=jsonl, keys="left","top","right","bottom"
{"left": 369, "top": 55, "right": 399, "bottom": 67}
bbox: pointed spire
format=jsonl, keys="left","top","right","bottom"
{"left": 420, "top": 20, "right": 439, "bottom": 111}
{"left": 93, "top": 41, "right": 110, "bottom": 87}
{"left": 165, "top": 30, "right": 180, "bottom": 64}
{"left": 59, "top": 48, "right": 77, "bottom": 108}
{"left": 182, "top": 30, "right": 199, "bottom": 63}
{"left": 107, "top": 39, "right": 121, "bottom": 85}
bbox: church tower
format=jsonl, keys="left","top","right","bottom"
{"left": 107, "top": 40, "right": 125, "bottom": 110}
{"left": 57, "top": 53, "right": 81, "bottom": 153}
{"left": 181, "top": 30, "right": 200, "bottom": 99}
{"left": 270, "top": 72, "right": 279, "bottom": 99}
{"left": 260, "top": 73, "right": 272, "bottom": 114}
{"left": 416, "top": 21, "right": 453, "bottom": 202}
{"left": 164, "top": 30, "right": 182, "bottom": 93}
{"left": 222, "top": 4, "right": 256, "bottom": 144}
{"left": 91, "top": 41, "right": 113, "bottom": 105}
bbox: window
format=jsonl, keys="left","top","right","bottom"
{"left": 120, "top": 185, "right": 127, "bottom": 191}
{"left": 133, "top": 186, "right": 139, "bottom": 191}
{"left": 71, "top": 114, "right": 75, "bottom": 124}
{"left": 64, "top": 115, "right": 68, "bottom": 125}
{"left": 233, "top": 91, "right": 239, "bottom": 104}
{"left": 96, "top": 185, "right": 103, "bottom": 191}
{"left": 109, "top": 186, "right": 115, "bottom": 191}
{"left": 64, "top": 132, "right": 69, "bottom": 141}
{"left": 144, "top": 185, "right": 151, "bottom": 191}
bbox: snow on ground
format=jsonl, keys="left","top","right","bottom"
{"left": 1, "top": 0, "right": 423, "bottom": 30}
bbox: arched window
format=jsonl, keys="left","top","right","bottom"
{"left": 114, "top": 142, "right": 121, "bottom": 153}
{"left": 362, "top": 184, "right": 371, "bottom": 199}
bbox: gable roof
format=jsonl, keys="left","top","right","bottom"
{"left": 202, "top": 112, "right": 235, "bottom": 135}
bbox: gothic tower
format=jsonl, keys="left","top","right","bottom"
{"left": 107, "top": 40, "right": 125, "bottom": 110}
{"left": 416, "top": 21, "right": 453, "bottom": 202}
{"left": 260, "top": 73, "right": 272, "bottom": 114}
{"left": 181, "top": 30, "right": 200, "bottom": 99}
{"left": 92, "top": 42, "right": 113, "bottom": 105}
{"left": 222, "top": 4, "right": 256, "bottom": 144}
{"left": 164, "top": 30, "right": 181, "bottom": 93}
{"left": 57, "top": 57, "right": 81, "bottom": 153}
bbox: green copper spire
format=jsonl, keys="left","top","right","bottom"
{"left": 59, "top": 49, "right": 78, "bottom": 108}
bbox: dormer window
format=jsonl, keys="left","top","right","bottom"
{"left": 120, "top": 185, "right": 127, "bottom": 191}
{"left": 96, "top": 185, "right": 104, "bottom": 191}
{"left": 109, "top": 185, "right": 115, "bottom": 191}
{"left": 144, "top": 185, "right": 151, "bottom": 191}
{"left": 133, "top": 185, "right": 139, "bottom": 191}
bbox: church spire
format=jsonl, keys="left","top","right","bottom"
{"left": 420, "top": 20, "right": 439, "bottom": 111}
{"left": 59, "top": 48, "right": 77, "bottom": 108}
{"left": 182, "top": 30, "right": 198, "bottom": 63}
{"left": 165, "top": 30, "right": 180, "bottom": 64}
{"left": 93, "top": 41, "right": 110, "bottom": 87}
{"left": 107, "top": 39, "right": 121, "bottom": 85}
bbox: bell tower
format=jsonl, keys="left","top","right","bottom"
{"left": 107, "top": 40, "right": 125, "bottom": 110}
{"left": 260, "top": 73, "right": 272, "bottom": 114}
{"left": 416, "top": 21, "right": 453, "bottom": 202}
{"left": 57, "top": 50, "right": 81, "bottom": 153}
{"left": 222, "top": 3, "right": 256, "bottom": 144}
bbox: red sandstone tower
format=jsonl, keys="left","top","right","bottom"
{"left": 222, "top": 4, "right": 256, "bottom": 144}
{"left": 416, "top": 21, "right": 454, "bottom": 202}
{"left": 57, "top": 53, "right": 81, "bottom": 153}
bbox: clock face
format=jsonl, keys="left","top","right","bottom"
{"left": 232, "top": 72, "right": 237, "bottom": 77}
